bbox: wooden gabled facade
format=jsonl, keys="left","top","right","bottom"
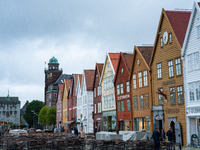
{"left": 150, "top": 9, "right": 191, "bottom": 146}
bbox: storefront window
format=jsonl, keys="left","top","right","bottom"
{"left": 134, "top": 118, "right": 147, "bottom": 132}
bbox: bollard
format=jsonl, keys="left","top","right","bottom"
{"left": 13, "top": 141, "right": 16, "bottom": 150}
{"left": 51, "top": 140, "right": 53, "bottom": 150}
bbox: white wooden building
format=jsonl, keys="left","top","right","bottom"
{"left": 181, "top": 1, "right": 200, "bottom": 145}
{"left": 76, "top": 70, "right": 95, "bottom": 134}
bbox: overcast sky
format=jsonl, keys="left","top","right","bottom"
{"left": 0, "top": 0, "right": 193, "bottom": 107}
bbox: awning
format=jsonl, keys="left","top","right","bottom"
{"left": 66, "top": 121, "right": 74, "bottom": 124}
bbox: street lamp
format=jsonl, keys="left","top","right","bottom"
{"left": 31, "top": 110, "right": 38, "bottom": 128}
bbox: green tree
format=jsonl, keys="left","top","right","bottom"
{"left": 38, "top": 106, "right": 49, "bottom": 125}
{"left": 46, "top": 106, "right": 56, "bottom": 125}
{"left": 23, "top": 100, "right": 44, "bottom": 127}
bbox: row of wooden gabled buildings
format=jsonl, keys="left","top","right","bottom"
{"left": 44, "top": 2, "right": 200, "bottom": 146}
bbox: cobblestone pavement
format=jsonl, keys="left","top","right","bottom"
{"left": 175, "top": 146, "right": 200, "bottom": 150}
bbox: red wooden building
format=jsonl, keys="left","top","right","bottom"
{"left": 93, "top": 63, "right": 104, "bottom": 132}
{"left": 114, "top": 52, "right": 133, "bottom": 131}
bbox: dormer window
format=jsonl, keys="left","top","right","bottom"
{"left": 121, "top": 68, "right": 124, "bottom": 74}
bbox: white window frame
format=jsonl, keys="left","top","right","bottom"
{"left": 157, "top": 63, "right": 162, "bottom": 79}
{"left": 94, "top": 104, "right": 96, "bottom": 114}
{"left": 120, "top": 83, "right": 124, "bottom": 94}
{"left": 168, "top": 60, "right": 174, "bottom": 77}
{"left": 133, "top": 74, "right": 137, "bottom": 89}
{"left": 160, "top": 37, "right": 163, "bottom": 47}
{"left": 117, "top": 84, "right": 120, "bottom": 95}
{"left": 138, "top": 72, "right": 142, "bottom": 88}
{"left": 175, "top": 58, "right": 181, "bottom": 76}
{"left": 187, "top": 54, "right": 193, "bottom": 72}
{"left": 94, "top": 88, "right": 96, "bottom": 97}
{"left": 143, "top": 70, "right": 148, "bottom": 86}
{"left": 98, "top": 102, "right": 101, "bottom": 113}
{"left": 126, "top": 81, "right": 130, "bottom": 93}
{"left": 194, "top": 52, "right": 199, "bottom": 70}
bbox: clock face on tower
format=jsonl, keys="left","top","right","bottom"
{"left": 163, "top": 31, "right": 168, "bottom": 44}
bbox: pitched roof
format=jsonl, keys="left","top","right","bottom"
{"left": 123, "top": 53, "right": 133, "bottom": 72}
{"left": 79, "top": 74, "right": 83, "bottom": 87}
{"left": 84, "top": 70, "right": 95, "bottom": 91}
{"left": 54, "top": 74, "right": 73, "bottom": 85}
{"left": 137, "top": 46, "right": 153, "bottom": 66}
{"left": 108, "top": 53, "right": 120, "bottom": 72}
{"left": 0, "top": 97, "right": 20, "bottom": 104}
{"left": 97, "top": 63, "right": 104, "bottom": 77}
{"left": 165, "top": 10, "right": 191, "bottom": 47}
{"left": 64, "top": 79, "right": 72, "bottom": 93}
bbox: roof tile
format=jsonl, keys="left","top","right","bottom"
{"left": 137, "top": 46, "right": 153, "bottom": 66}
{"left": 165, "top": 10, "right": 191, "bottom": 47}
{"left": 84, "top": 70, "right": 95, "bottom": 91}
{"left": 108, "top": 53, "right": 120, "bottom": 72}
{"left": 97, "top": 63, "right": 104, "bottom": 77}
{"left": 123, "top": 53, "right": 133, "bottom": 72}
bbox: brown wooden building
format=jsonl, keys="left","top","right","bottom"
{"left": 129, "top": 46, "right": 153, "bottom": 133}
{"left": 149, "top": 9, "right": 191, "bottom": 146}
{"left": 114, "top": 52, "right": 133, "bottom": 131}
{"left": 93, "top": 63, "right": 104, "bottom": 132}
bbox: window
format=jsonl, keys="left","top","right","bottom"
{"left": 127, "top": 99, "right": 130, "bottom": 111}
{"left": 106, "top": 96, "right": 109, "bottom": 109}
{"left": 138, "top": 72, "right": 142, "bottom": 87}
{"left": 98, "top": 102, "right": 101, "bottom": 113}
{"left": 121, "top": 68, "right": 124, "bottom": 73}
{"left": 104, "top": 96, "right": 106, "bottom": 109}
{"left": 170, "top": 87, "right": 175, "bottom": 104}
{"left": 175, "top": 58, "right": 181, "bottom": 76}
{"left": 140, "top": 95, "right": 143, "bottom": 109}
{"left": 145, "top": 94, "right": 149, "bottom": 108}
{"left": 121, "top": 83, "right": 124, "bottom": 94}
{"left": 108, "top": 95, "right": 111, "bottom": 108}
{"left": 196, "top": 81, "right": 200, "bottom": 100}
{"left": 169, "top": 33, "right": 172, "bottom": 43}
{"left": 72, "top": 99, "right": 74, "bottom": 106}
{"left": 143, "top": 70, "right": 148, "bottom": 86}
{"left": 118, "top": 101, "right": 121, "bottom": 112}
{"left": 168, "top": 60, "right": 174, "bottom": 77}
{"left": 106, "top": 78, "right": 108, "bottom": 90}
{"left": 197, "top": 26, "right": 200, "bottom": 38}
{"left": 134, "top": 96, "right": 137, "bottom": 110}
{"left": 107, "top": 63, "right": 109, "bottom": 72}
{"left": 158, "top": 88, "right": 163, "bottom": 104}
{"left": 108, "top": 76, "right": 111, "bottom": 89}
{"left": 94, "top": 88, "right": 96, "bottom": 97}
{"left": 157, "top": 63, "right": 162, "bottom": 79}
{"left": 188, "top": 54, "right": 193, "bottom": 72}
{"left": 65, "top": 111, "right": 67, "bottom": 118}
{"left": 112, "top": 94, "right": 114, "bottom": 108}
{"left": 133, "top": 74, "right": 137, "bottom": 89}
{"left": 121, "top": 100, "right": 124, "bottom": 112}
{"left": 94, "top": 104, "right": 96, "bottom": 114}
{"left": 103, "top": 80, "right": 106, "bottom": 91}
{"left": 98, "top": 86, "right": 101, "bottom": 96}
{"left": 194, "top": 52, "right": 199, "bottom": 70}
{"left": 177, "top": 86, "right": 183, "bottom": 104}
{"left": 160, "top": 37, "right": 163, "bottom": 47}
{"left": 117, "top": 84, "right": 120, "bottom": 95}
{"left": 126, "top": 81, "right": 130, "bottom": 93}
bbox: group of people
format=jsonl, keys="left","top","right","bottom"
{"left": 152, "top": 127, "right": 174, "bottom": 150}
{"left": 73, "top": 126, "right": 85, "bottom": 139}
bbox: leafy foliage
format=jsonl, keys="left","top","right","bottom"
{"left": 23, "top": 100, "right": 44, "bottom": 126}
{"left": 38, "top": 106, "right": 49, "bottom": 125}
{"left": 46, "top": 106, "right": 56, "bottom": 125}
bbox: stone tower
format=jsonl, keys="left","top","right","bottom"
{"left": 44, "top": 56, "right": 62, "bottom": 105}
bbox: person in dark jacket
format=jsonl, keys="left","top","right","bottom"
{"left": 108, "top": 127, "right": 113, "bottom": 132}
{"left": 166, "top": 128, "right": 173, "bottom": 142}
{"left": 74, "top": 126, "right": 78, "bottom": 136}
{"left": 161, "top": 129, "right": 166, "bottom": 141}
{"left": 152, "top": 126, "right": 160, "bottom": 150}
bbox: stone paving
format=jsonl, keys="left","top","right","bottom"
{"left": 175, "top": 146, "right": 200, "bottom": 150}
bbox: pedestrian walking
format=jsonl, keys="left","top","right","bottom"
{"left": 166, "top": 128, "right": 173, "bottom": 142}
{"left": 152, "top": 126, "right": 160, "bottom": 150}
{"left": 74, "top": 126, "right": 78, "bottom": 136}
{"left": 161, "top": 129, "right": 166, "bottom": 141}
{"left": 80, "top": 127, "right": 85, "bottom": 139}
{"left": 94, "top": 126, "right": 98, "bottom": 136}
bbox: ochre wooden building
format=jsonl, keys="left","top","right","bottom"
{"left": 150, "top": 9, "right": 191, "bottom": 146}
{"left": 129, "top": 46, "right": 153, "bottom": 133}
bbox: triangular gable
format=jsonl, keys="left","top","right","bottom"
{"left": 56, "top": 84, "right": 64, "bottom": 103}
{"left": 76, "top": 74, "right": 82, "bottom": 97}
{"left": 150, "top": 9, "right": 191, "bottom": 66}
{"left": 100, "top": 53, "right": 120, "bottom": 84}
{"left": 84, "top": 70, "right": 95, "bottom": 91}
{"left": 182, "top": 1, "right": 200, "bottom": 56}
{"left": 114, "top": 52, "right": 133, "bottom": 84}
{"left": 129, "top": 45, "right": 153, "bottom": 81}
{"left": 93, "top": 63, "right": 104, "bottom": 89}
